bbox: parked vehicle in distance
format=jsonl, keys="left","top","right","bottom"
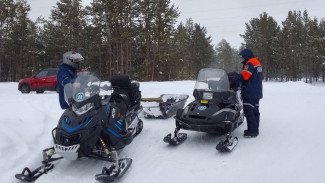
{"left": 18, "top": 68, "right": 58, "bottom": 94}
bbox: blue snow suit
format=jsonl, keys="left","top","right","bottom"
{"left": 232, "top": 48, "right": 263, "bottom": 134}
{"left": 57, "top": 64, "right": 77, "bottom": 109}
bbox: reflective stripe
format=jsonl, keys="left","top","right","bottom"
{"left": 212, "top": 108, "right": 238, "bottom": 117}
{"left": 114, "top": 123, "right": 122, "bottom": 131}
{"left": 107, "top": 128, "right": 120, "bottom": 137}
{"left": 61, "top": 77, "right": 70, "bottom": 86}
{"left": 243, "top": 103, "right": 255, "bottom": 108}
{"left": 247, "top": 58, "right": 261, "bottom": 67}
{"left": 257, "top": 66, "right": 262, "bottom": 72}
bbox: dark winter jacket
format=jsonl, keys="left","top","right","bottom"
{"left": 232, "top": 49, "right": 263, "bottom": 100}
{"left": 57, "top": 64, "right": 77, "bottom": 109}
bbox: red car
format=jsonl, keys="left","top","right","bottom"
{"left": 18, "top": 68, "right": 59, "bottom": 93}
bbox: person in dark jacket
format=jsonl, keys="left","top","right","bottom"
{"left": 232, "top": 48, "right": 263, "bottom": 137}
{"left": 57, "top": 51, "right": 84, "bottom": 109}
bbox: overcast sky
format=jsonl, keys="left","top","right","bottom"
{"left": 28, "top": 0, "right": 325, "bottom": 48}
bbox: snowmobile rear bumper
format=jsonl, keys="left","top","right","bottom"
{"left": 176, "top": 118, "right": 241, "bottom": 134}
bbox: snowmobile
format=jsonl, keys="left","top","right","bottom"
{"left": 142, "top": 94, "right": 189, "bottom": 119}
{"left": 163, "top": 68, "right": 243, "bottom": 152}
{"left": 15, "top": 72, "right": 143, "bottom": 182}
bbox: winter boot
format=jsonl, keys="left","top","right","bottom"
{"left": 244, "top": 130, "right": 259, "bottom": 137}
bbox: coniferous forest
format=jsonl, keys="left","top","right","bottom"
{"left": 0, "top": 0, "right": 324, "bottom": 82}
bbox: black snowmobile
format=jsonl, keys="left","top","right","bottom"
{"left": 15, "top": 72, "right": 143, "bottom": 182}
{"left": 163, "top": 68, "right": 243, "bottom": 152}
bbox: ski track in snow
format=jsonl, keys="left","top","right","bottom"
{"left": 1, "top": 81, "right": 325, "bottom": 183}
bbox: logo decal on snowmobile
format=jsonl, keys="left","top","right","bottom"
{"left": 198, "top": 106, "right": 207, "bottom": 110}
{"left": 65, "top": 117, "right": 70, "bottom": 124}
{"left": 76, "top": 92, "right": 85, "bottom": 102}
{"left": 112, "top": 108, "right": 116, "bottom": 118}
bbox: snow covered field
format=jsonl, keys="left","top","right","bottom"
{"left": 1, "top": 80, "right": 325, "bottom": 183}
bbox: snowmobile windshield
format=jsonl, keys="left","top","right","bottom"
{"left": 195, "top": 68, "right": 230, "bottom": 92}
{"left": 64, "top": 72, "right": 108, "bottom": 115}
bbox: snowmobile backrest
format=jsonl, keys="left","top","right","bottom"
{"left": 111, "top": 75, "right": 131, "bottom": 89}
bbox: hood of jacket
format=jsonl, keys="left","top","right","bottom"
{"left": 239, "top": 48, "right": 255, "bottom": 62}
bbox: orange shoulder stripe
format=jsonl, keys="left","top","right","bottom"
{"left": 247, "top": 58, "right": 261, "bottom": 67}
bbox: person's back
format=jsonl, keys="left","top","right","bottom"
{"left": 57, "top": 51, "right": 84, "bottom": 109}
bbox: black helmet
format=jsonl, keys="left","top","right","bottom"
{"left": 63, "top": 51, "right": 84, "bottom": 69}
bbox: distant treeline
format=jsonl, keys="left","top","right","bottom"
{"left": 0, "top": 0, "right": 324, "bottom": 82}
{"left": 0, "top": 0, "right": 215, "bottom": 81}
{"left": 217, "top": 11, "right": 325, "bottom": 83}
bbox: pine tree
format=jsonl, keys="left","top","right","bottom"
{"left": 0, "top": 0, "right": 40, "bottom": 81}
{"left": 215, "top": 39, "right": 241, "bottom": 73}
{"left": 241, "top": 12, "right": 280, "bottom": 81}
{"left": 150, "top": 0, "right": 179, "bottom": 80}
{"left": 42, "top": 0, "right": 86, "bottom": 67}
{"left": 282, "top": 11, "right": 305, "bottom": 81}
{"left": 320, "top": 19, "right": 325, "bottom": 82}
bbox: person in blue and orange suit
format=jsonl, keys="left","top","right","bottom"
{"left": 232, "top": 48, "right": 263, "bottom": 137}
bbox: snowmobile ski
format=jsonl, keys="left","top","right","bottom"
{"left": 15, "top": 147, "right": 63, "bottom": 182}
{"left": 95, "top": 158, "right": 132, "bottom": 182}
{"left": 15, "top": 163, "right": 56, "bottom": 182}
{"left": 216, "top": 135, "right": 238, "bottom": 152}
{"left": 163, "top": 132, "right": 187, "bottom": 145}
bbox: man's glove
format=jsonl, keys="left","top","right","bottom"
{"left": 227, "top": 72, "right": 240, "bottom": 91}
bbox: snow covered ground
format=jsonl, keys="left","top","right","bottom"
{"left": 1, "top": 80, "right": 325, "bottom": 183}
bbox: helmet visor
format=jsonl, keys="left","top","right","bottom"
{"left": 69, "top": 53, "right": 84, "bottom": 63}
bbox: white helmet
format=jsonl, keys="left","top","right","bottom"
{"left": 63, "top": 51, "right": 84, "bottom": 69}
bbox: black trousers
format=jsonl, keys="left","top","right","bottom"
{"left": 243, "top": 99, "right": 260, "bottom": 133}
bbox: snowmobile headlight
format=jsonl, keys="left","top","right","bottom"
{"left": 73, "top": 103, "right": 94, "bottom": 116}
{"left": 203, "top": 92, "right": 213, "bottom": 100}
